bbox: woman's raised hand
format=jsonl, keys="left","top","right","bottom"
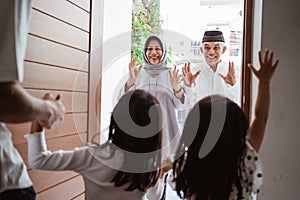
{"left": 169, "top": 65, "right": 182, "bottom": 91}
{"left": 125, "top": 57, "right": 143, "bottom": 91}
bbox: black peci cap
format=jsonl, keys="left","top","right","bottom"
{"left": 202, "top": 30, "right": 225, "bottom": 43}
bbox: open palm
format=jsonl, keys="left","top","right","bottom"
{"left": 182, "top": 62, "right": 201, "bottom": 87}
{"left": 247, "top": 49, "right": 279, "bottom": 81}
{"left": 219, "top": 61, "right": 236, "bottom": 86}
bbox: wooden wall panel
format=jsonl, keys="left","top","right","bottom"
{"left": 23, "top": 62, "right": 88, "bottom": 92}
{"left": 67, "top": 0, "right": 90, "bottom": 13}
{"left": 29, "top": 9, "right": 89, "bottom": 51}
{"left": 29, "top": 170, "right": 78, "bottom": 193}
{"left": 9, "top": 113, "right": 87, "bottom": 145}
{"left": 25, "top": 90, "right": 88, "bottom": 113}
{"left": 32, "top": 0, "right": 90, "bottom": 31}
{"left": 72, "top": 193, "right": 85, "bottom": 200}
{"left": 26, "top": 35, "right": 88, "bottom": 72}
{"left": 36, "top": 175, "right": 85, "bottom": 200}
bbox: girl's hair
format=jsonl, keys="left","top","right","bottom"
{"left": 173, "top": 95, "right": 248, "bottom": 200}
{"left": 107, "top": 89, "right": 162, "bottom": 192}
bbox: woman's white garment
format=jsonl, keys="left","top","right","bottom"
{"left": 146, "top": 172, "right": 181, "bottom": 200}
{"left": 26, "top": 132, "right": 146, "bottom": 200}
{"left": 123, "top": 69, "right": 191, "bottom": 159}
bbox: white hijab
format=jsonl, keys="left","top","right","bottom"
{"left": 143, "top": 36, "right": 170, "bottom": 77}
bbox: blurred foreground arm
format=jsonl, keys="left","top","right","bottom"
{"left": 0, "top": 81, "right": 65, "bottom": 128}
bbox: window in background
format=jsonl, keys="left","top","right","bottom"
{"left": 158, "top": 0, "right": 244, "bottom": 128}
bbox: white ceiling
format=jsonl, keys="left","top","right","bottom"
{"left": 199, "top": 0, "right": 242, "bottom": 6}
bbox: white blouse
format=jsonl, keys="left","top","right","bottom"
{"left": 26, "top": 131, "right": 147, "bottom": 200}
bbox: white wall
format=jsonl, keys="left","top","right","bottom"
{"left": 100, "top": 0, "right": 132, "bottom": 142}
{"left": 257, "top": 0, "right": 300, "bottom": 199}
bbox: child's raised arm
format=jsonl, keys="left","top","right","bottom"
{"left": 247, "top": 49, "right": 279, "bottom": 152}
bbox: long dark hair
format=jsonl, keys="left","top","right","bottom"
{"left": 106, "top": 90, "right": 162, "bottom": 192}
{"left": 173, "top": 95, "right": 248, "bottom": 200}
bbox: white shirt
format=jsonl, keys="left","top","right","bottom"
{"left": 191, "top": 61, "right": 240, "bottom": 105}
{"left": 0, "top": 123, "right": 32, "bottom": 193}
{"left": 26, "top": 132, "right": 148, "bottom": 200}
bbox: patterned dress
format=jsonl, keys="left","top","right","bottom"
{"left": 229, "top": 141, "right": 263, "bottom": 200}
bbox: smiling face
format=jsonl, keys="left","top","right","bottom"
{"left": 200, "top": 42, "right": 227, "bottom": 70}
{"left": 145, "top": 39, "right": 163, "bottom": 65}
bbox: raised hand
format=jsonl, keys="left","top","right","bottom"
{"left": 182, "top": 62, "right": 201, "bottom": 87}
{"left": 168, "top": 65, "right": 181, "bottom": 91}
{"left": 219, "top": 61, "right": 236, "bottom": 86}
{"left": 39, "top": 93, "right": 65, "bottom": 129}
{"left": 246, "top": 49, "right": 279, "bottom": 152}
{"left": 125, "top": 57, "right": 143, "bottom": 91}
{"left": 247, "top": 49, "right": 279, "bottom": 82}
